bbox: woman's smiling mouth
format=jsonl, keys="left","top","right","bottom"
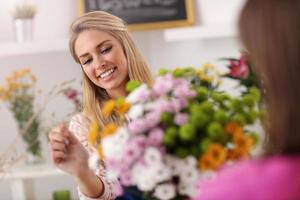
{"left": 98, "top": 67, "right": 117, "bottom": 79}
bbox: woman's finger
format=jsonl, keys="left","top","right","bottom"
{"left": 51, "top": 150, "right": 66, "bottom": 164}
{"left": 48, "top": 130, "right": 67, "bottom": 143}
{"left": 48, "top": 141, "right": 66, "bottom": 152}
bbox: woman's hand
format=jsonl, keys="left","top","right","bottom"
{"left": 48, "top": 123, "right": 89, "bottom": 177}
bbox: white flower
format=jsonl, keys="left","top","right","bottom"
{"left": 88, "top": 153, "right": 100, "bottom": 171}
{"left": 152, "top": 164, "right": 172, "bottom": 183}
{"left": 144, "top": 147, "right": 162, "bottom": 165}
{"left": 101, "top": 128, "right": 129, "bottom": 160}
{"left": 178, "top": 182, "right": 197, "bottom": 197}
{"left": 126, "top": 84, "right": 150, "bottom": 103}
{"left": 179, "top": 166, "right": 199, "bottom": 184}
{"left": 132, "top": 163, "right": 156, "bottom": 191}
{"left": 127, "top": 104, "right": 144, "bottom": 120}
{"left": 153, "top": 183, "right": 176, "bottom": 200}
{"left": 183, "top": 156, "right": 198, "bottom": 168}
{"left": 164, "top": 155, "right": 184, "bottom": 176}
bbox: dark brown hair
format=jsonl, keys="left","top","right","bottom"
{"left": 239, "top": 0, "right": 300, "bottom": 155}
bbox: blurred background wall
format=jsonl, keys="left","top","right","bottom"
{"left": 0, "top": 0, "right": 245, "bottom": 199}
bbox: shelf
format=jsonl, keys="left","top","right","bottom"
{"left": 164, "top": 24, "right": 237, "bottom": 42}
{"left": 0, "top": 162, "right": 66, "bottom": 180}
{"left": 0, "top": 39, "right": 69, "bottom": 57}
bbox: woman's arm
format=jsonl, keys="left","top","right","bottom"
{"left": 68, "top": 113, "right": 117, "bottom": 200}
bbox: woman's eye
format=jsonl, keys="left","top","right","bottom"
{"left": 82, "top": 58, "right": 92, "bottom": 65}
{"left": 101, "top": 46, "right": 112, "bottom": 54}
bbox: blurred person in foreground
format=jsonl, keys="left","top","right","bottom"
{"left": 195, "top": 0, "right": 300, "bottom": 199}
{"left": 48, "top": 11, "right": 153, "bottom": 200}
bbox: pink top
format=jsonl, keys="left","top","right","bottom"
{"left": 195, "top": 155, "right": 300, "bottom": 200}
{"left": 69, "top": 113, "right": 117, "bottom": 200}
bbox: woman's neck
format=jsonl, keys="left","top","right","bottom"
{"left": 107, "top": 88, "right": 128, "bottom": 99}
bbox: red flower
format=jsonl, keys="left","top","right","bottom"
{"left": 229, "top": 56, "right": 249, "bottom": 79}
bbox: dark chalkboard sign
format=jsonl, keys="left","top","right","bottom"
{"left": 78, "top": 0, "right": 195, "bottom": 31}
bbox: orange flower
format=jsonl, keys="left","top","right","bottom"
{"left": 102, "top": 100, "right": 116, "bottom": 117}
{"left": 233, "top": 134, "right": 254, "bottom": 151}
{"left": 227, "top": 147, "right": 249, "bottom": 160}
{"left": 116, "top": 101, "right": 130, "bottom": 115}
{"left": 207, "top": 143, "right": 227, "bottom": 168}
{"left": 224, "top": 121, "right": 243, "bottom": 136}
{"left": 100, "top": 123, "right": 118, "bottom": 138}
{"left": 199, "top": 154, "right": 216, "bottom": 170}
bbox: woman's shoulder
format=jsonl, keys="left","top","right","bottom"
{"left": 196, "top": 155, "right": 300, "bottom": 200}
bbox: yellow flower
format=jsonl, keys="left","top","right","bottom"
{"left": 116, "top": 101, "right": 130, "bottom": 115}
{"left": 88, "top": 121, "right": 100, "bottom": 145}
{"left": 0, "top": 87, "right": 10, "bottom": 101}
{"left": 102, "top": 100, "right": 116, "bottom": 117}
{"left": 197, "top": 63, "right": 221, "bottom": 84}
{"left": 96, "top": 144, "right": 104, "bottom": 160}
{"left": 100, "top": 123, "right": 118, "bottom": 138}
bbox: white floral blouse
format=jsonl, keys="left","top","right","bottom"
{"left": 69, "top": 113, "right": 117, "bottom": 200}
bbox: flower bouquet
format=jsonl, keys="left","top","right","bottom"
{"left": 0, "top": 68, "right": 41, "bottom": 160}
{"left": 88, "top": 63, "right": 262, "bottom": 200}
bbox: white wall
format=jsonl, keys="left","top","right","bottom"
{"left": 0, "top": 0, "right": 245, "bottom": 199}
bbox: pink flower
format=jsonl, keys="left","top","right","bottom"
{"left": 173, "top": 83, "right": 196, "bottom": 99}
{"left": 174, "top": 113, "right": 188, "bottom": 125}
{"left": 148, "top": 128, "right": 164, "bottom": 146}
{"left": 170, "top": 98, "right": 188, "bottom": 112}
{"left": 154, "top": 99, "right": 174, "bottom": 113}
{"left": 112, "top": 182, "right": 124, "bottom": 196}
{"left": 229, "top": 56, "right": 249, "bottom": 79}
{"left": 153, "top": 74, "right": 174, "bottom": 97}
{"left": 145, "top": 111, "right": 162, "bottom": 129}
{"left": 120, "top": 171, "right": 133, "bottom": 186}
{"left": 128, "top": 119, "right": 147, "bottom": 134}
{"left": 63, "top": 88, "right": 78, "bottom": 99}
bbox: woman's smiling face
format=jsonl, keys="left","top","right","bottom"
{"left": 75, "top": 29, "right": 128, "bottom": 96}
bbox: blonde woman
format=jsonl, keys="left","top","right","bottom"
{"left": 48, "top": 11, "right": 153, "bottom": 200}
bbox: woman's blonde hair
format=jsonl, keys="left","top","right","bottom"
{"left": 69, "top": 11, "right": 153, "bottom": 126}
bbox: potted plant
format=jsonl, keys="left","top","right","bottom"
{"left": 12, "top": 0, "right": 37, "bottom": 43}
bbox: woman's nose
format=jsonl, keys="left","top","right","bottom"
{"left": 94, "top": 56, "right": 106, "bottom": 69}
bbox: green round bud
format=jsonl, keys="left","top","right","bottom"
{"left": 126, "top": 81, "right": 141, "bottom": 92}
{"left": 243, "top": 94, "right": 256, "bottom": 107}
{"left": 244, "top": 109, "right": 258, "bottom": 124}
{"left": 160, "top": 112, "right": 173, "bottom": 125}
{"left": 175, "top": 147, "right": 189, "bottom": 158}
{"left": 158, "top": 68, "right": 169, "bottom": 76}
{"left": 179, "top": 123, "right": 196, "bottom": 141}
{"left": 249, "top": 87, "right": 261, "bottom": 102}
{"left": 207, "top": 122, "right": 224, "bottom": 141}
{"left": 197, "top": 86, "right": 208, "bottom": 102}
{"left": 232, "top": 113, "right": 246, "bottom": 125}
{"left": 213, "top": 109, "right": 228, "bottom": 124}
{"left": 190, "top": 111, "right": 210, "bottom": 128}
{"left": 199, "top": 102, "right": 214, "bottom": 114}
{"left": 163, "top": 126, "right": 177, "bottom": 146}
{"left": 200, "top": 138, "right": 212, "bottom": 153}
{"left": 173, "top": 69, "right": 185, "bottom": 77}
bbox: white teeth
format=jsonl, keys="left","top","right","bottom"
{"left": 99, "top": 68, "right": 115, "bottom": 79}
